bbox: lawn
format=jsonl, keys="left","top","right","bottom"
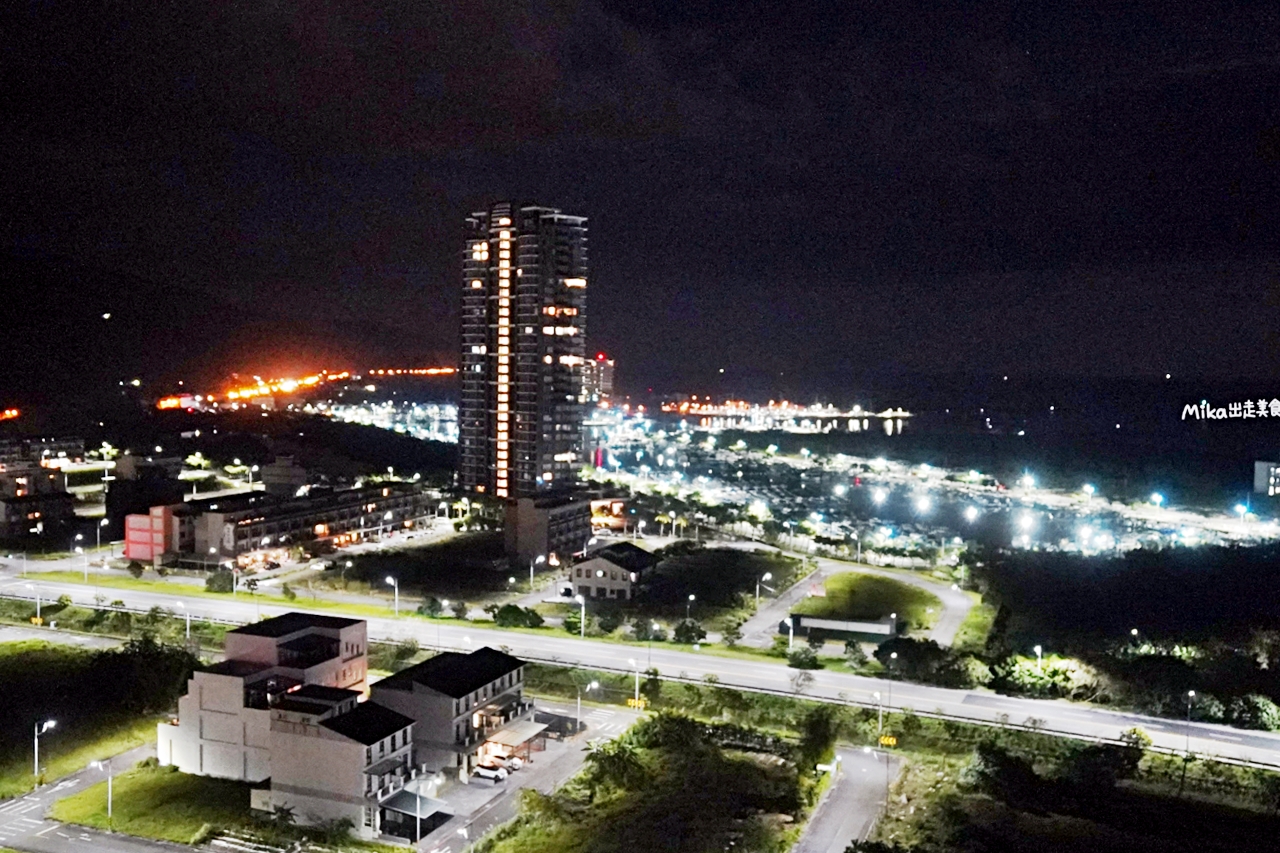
{"left": 0, "top": 640, "right": 191, "bottom": 798}
{"left": 478, "top": 721, "right": 808, "bottom": 853}
{"left": 53, "top": 763, "right": 399, "bottom": 851}
{"left": 952, "top": 597, "right": 998, "bottom": 654}
{"left": 339, "top": 532, "right": 514, "bottom": 600}
{"left": 791, "top": 572, "right": 942, "bottom": 631}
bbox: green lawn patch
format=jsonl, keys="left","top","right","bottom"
{"left": 791, "top": 572, "right": 942, "bottom": 631}
{"left": 53, "top": 763, "right": 399, "bottom": 851}
{"left": 0, "top": 639, "right": 193, "bottom": 798}
{"left": 952, "top": 597, "right": 998, "bottom": 655}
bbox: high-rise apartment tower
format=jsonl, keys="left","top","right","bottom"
{"left": 459, "top": 203, "right": 588, "bottom": 499}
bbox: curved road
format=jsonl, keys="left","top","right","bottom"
{"left": 4, "top": 572, "right": 1280, "bottom": 772}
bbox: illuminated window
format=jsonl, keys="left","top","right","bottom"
{"left": 498, "top": 217, "right": 511, "bottom": 225}
{"left": 499, "top": 230, "right": 510, "bottom": 239}
{"left": 565, "top": 278, "right": 586, "bottom": 288}
{"left": 498, "top": 403, "right": 509, "bottom": 412}
{"left": 542, "top": 326, "right": 555, "bottom": 335}
{"left": 499, "top": 250, "right": 510, "bottom": 259}
{"left": 497, "top": 451, "right": 509, "bottom": 460}
{"left": 499, "top": 297, "right": 509, "bottom": 307}
{"left": 499, "top": 240, "right": 510, "bottom": 249}
{"left": 497, "top": 393, "right": 509, "bottom": 402}
{"left": 499, "top": 269, "right": 510, "bottom": 278}
{"left": 543, "top": 355, "right": 553, "bottom": 364}
{"left": 498, "top": 307, "right": 509, "bottom": 317}
{"left": 471, "top": 280, "right": 483, "bottom": 288}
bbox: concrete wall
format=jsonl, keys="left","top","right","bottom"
{"left": 568, "top": 556, "right": 634, "bottom": 599}
{"left": 158, "top": 671, "right": 271, "bottom": 781}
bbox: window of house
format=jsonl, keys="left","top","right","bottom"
{"left": 365, "top": 747, "right": 372, "bottom": 764}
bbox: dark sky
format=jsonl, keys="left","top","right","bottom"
{"left": 4, "top": 1, "right": 1280, "bottom": 404}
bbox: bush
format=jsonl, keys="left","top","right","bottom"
{"left": 632, "top": 620, "right": 667, "bottom": 642}
{"left": 450, "top": 600, "right": 469, "bottom": 619}
{"left": 722, "top": 620, "right": 743, "bottom": 647}
{"left": 205, "top": 571, "right": 234, "bottom": 593}
{"left": 844, "top": 639, "right": 868, "bottom": 668}
{"left": 673, "top": 619, "right": 707, "bottom": 645}
{"left": 56, "top": 594, "right": 73, "bottom": 608}
{"left": 524, "top": 607, "right": 545, "bottom": 628}
{"left": 126, "top": 561, "right": 145, "bottom": 578}
{"left": 598, "top": 612, "right": 623, "bottom": 635}
{"left": 787, "top": 647, "right": 822, "bottom": 669}
{"left": 418, "top": 597, "right": 443, "bottom": 617}
{"left": 280, "top": 583, "right": 296, "bottom": 601}
{"left": 564, "top": 609, "right": 582, "bottom": 635}
{"left": 1229, "top": 694, "right": 1280, "bottom": 731}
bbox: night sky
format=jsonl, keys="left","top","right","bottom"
{"left": 4, "top": 2, "right": 1280, "bottom": 405}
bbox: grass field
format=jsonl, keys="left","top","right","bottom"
{"left": 0, "top": 640, "right": 171, "bottom": 798}
{"left": 791, "top": 572, "right": 942, "bottom": 631}
{"left": 952, "top": 597, "right": 998, "bottom": 654}
{"left": 54, "top": 764, "right": 400, "bottom": 850}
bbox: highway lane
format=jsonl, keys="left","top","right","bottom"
{"left": 6, "top": 573, "right": 1280, "bottom": 771}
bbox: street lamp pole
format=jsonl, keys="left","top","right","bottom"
{"left": 686, "top": 593, "right": 695, "bottom": 622}
{"left": 530, "top": 554, "right": 545, "bottom": 590}
{"left": 576, "top": 680, "right": 598, "bottom": 735}
{"left": 1034, "top": 644, "right": 1043, "bottom": 671}
{"left": 33, "top": 719, "right": 55, "bottom": 778}
{"left": 756, "top": 572, "right": 772, "bottom": 607}
{"left": 1186, "top": 690, "right": 1196, "bottom": 755}
{"left": 648, "top": 621, "right": 660, "bottom": 667}
{"left": 788, "top": 616, "right": 795, "bottom": 651}
{"left": 628, "top": 658, "right": 640, "bottom": 704}
{"left": 574, "top": 594, "right": 586, "bottom": 638}
{"left": 176, "top": 602, "right": 190, "bottom": 639}
{"left": 91, "top": 758, "right": 112, "bottom": 821}
{"left": 386, "top": 576, "right": 399, "bottom": 616}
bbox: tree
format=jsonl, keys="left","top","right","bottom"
{"left": 1230, "top": 694, "right": 1280, "bottom": 731}
{"left": 563, "top": 609, "right": 582, "bottom": 635}
{"left": 244, "top": 578, "right": 259, "bottom": 594}
{"left": 584, "top": 740, "right": 646, "bottom": 793}
{"left": 418, "top": 597, "right": 443, "bottom": 617}
{"left": 598, "top": 611, "right": 622, "bottom": 634}
{"left": 844, "top": 639, "right": 868, "bottom": 668}
{"left": 126, "top": 561, "right": 145, "bottom": 578}
{"left": 790, "top": 669, "right": 815, "bottom": 694}
{"left": 796, "top": 705, "right": 838, "bottom": 770}
{"left": 280, "top": 583, "right": 297, "bottom": 601}
{"left": 494, "top": 604, "right": 530, "bottom": 627}
{"left": 787, "top": 647, "right": 821, "bottom": 669}
{"left": 483, "top": 603, "right": 500, "bottom": 619}
{"left": 722, "top": 620, "right": 743, "bottom": 647}
{"left": 450, "top": 600, "right": 469, "bottom": 619}
{"left": 673, "top": 619, "right": 707, "bottom": 645}
{"left": 641, "top": 667, "right": 663, "bottom": 705}
{"left": 523, "top": 607, "right": 545, "bottom": 628}
{"left": 206, "top": 571, "right": 234, "bottom": 593}
{"left": 875, "top": 637, "right": 949, "bottom": 681}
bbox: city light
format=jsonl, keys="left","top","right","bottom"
{"left": 963, "top": 506, "right": 979, "bottom": 522}
{"left": 833, "top": 484, "right": 847, "bottom": 497}
{"left": 872, "top": 488, "right": 887, "bottom": 505}
{"left": 1150, "top": 493, "right": 1165, "bottom": 506}
{"left": 914, "top": 496, "right": 931, "bottom": 513}
{"left": 1017, "top": 513, "right": 1034, "bottom": 531}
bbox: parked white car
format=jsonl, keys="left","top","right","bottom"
{"left": 473, "top": 763, "right": 508, "bottom": 783}
{"left": 492, "top": 755, "right": 524, "bottom": 771}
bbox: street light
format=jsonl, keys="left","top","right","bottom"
{"left": 686, "top": 593, "right": 696, "bottom": 622}
{"left": 574, "top": 594, "right": 586, "bottom": 638}
{"left": 75, "top": 546, "right": 87, "bottom": 582}
{"left": 873, "top": 691, "right": 883, "bottom": 733}
{"left": 1150, "top": 493, "right": 1165, "bottom": 507}
{"left": 1186, "top": 690, "right": 1196, "bottom": 754}
{"left": 530, "top": 554, "right": 545, "bottom": 590}
{"left": 1033, "top": 644, "right": 1043, "bottom": 670}
{"left": 755, "top": 572, "right": 773, "bottom": 607}
{"left": 33, "top": 719, "right": 55, "bottom": 778}
{"left": 96, "top": 517, "right": 109, "bottom": 555}
{"left": 787, "top": 615, "right": 795, "bottom": 651}
{"left": 872, "top": 488, "right": 887, "bottom": 505}
{"left": 575, "top": 680, "right": 598, "bottom": 736}
{"left": 176, "top": 601, "right": 190, "bottom": 639}
{"left": 647, "top": 621, "right": 661, "bottom": 666}
{"left": 964, "top": 506, "right": 979, "bottom": 523}
{"left": 25, "top": 583, "right": 41, "bottom": 621}
{"left": 636, "top": 520, "right": 646, "bottom": 540}
{"left": 91, "top": 758, "right": 113, "bottom": 821}
{"left": 386, "top": 576, "right": 399, "bottom": 616}
{"left": 628, "top": 658, "right": 640, "bottom": 704}
{"left": 581, "top": 536, "right": 598, "bottom": 556}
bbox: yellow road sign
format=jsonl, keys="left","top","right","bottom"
{"left": 878, "top": 734, "right": 898, "bottom": 748}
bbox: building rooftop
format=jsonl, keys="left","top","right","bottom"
{"left": 202, "top": 659, "right": 272, "bottom": 678}
{"left": 376, "top": 647, "right": 524, "bottom": 699}
{"left": 273, "top": 698, "right": 335, "bottom": 716}
{"left": 291, "top": 684, "right": 361, "bottom": 703}
{"left": 320, "top": 702, "right": 414, "bottom": 745}
{"left": 591, "top": 542, "right": 659, "bottom": 572}
{"left": 229, "top": 612, "right": 362, "bottom": 638}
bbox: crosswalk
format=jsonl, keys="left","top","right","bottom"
{"left": 0, "top": 814, "right": 44, "bottom": 846}
{"left": 583, "top": 707, "right": 627, "bottom": 736}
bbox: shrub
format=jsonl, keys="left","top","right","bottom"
{"left": 418, "top": 597, "right": 443, "bottom": 617}
{"left": 205, "top": 571, "right": 234, "bottom": 593}
{"left": 126, "top": 561, "right": 145, "bottom": 578}
{"left": 523, "top": 607, "right": 545, "bottom": 628}
{"left": 280, "top": 583, "right": 296, "bottom": 601}
{"left": 844, "top": 639, "right": 868, "bottom": 668}
{"left": 598, "top": 611, "right": 623, "bottom": 634}
{"left": 450, "top": 600, "right": 469, "bottom": 619}
{"left": 673, "top": 619, "right": 707, "bottom": 645}
{"left": 1229, "top": 694, "right": 1280, "bottom": 731}
{"left": 56, "top": 594, "right": 73, "bottom": 608}
{"left": 495, "top": 604, "right": 544, "bottom": 628}
{"left": 787, "top": 647, "right": 822, "bottom": 669}
{"left": 722, "top": 620, "right": 743, "bottom": 647}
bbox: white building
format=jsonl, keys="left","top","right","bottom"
{"left": 157, "top": 613, "right": 367, "bottom": 781}
{"left": 371, "top": 647, "right": 539, "bottom": 777}
{"left": 567, "top": 541, "right": 658, "bottom": 600}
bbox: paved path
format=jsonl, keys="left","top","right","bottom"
{"left": 0, "top": 744, "right": 170, "bottom": 853}
{"left": 729, "top": 544, "right": 974, "bottom": 648}
{"left": 792, "top": 748, "right": 901, "bottom": 853}
{"left": 9, "top": 572, "right": 1280, "bottom": 771}
{"left": 418, "top": 703, "right": 642, "bottom": 852}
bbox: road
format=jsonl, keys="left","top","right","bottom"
{"left": 7, "top": 572, "right": 1280, "bottom": 772}
{"left": 792, "top": 748, "right": 901, "bottom": 853}
{"left": 0, "top": 745, "right": 175, "bottom": 853}
{"left": 731, "top": 546, "right": 974, "bottom": 648}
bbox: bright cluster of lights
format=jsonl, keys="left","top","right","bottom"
{"left": 0, "top": 408, "right": 19, "bottom": 421}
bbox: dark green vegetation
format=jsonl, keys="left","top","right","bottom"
{"left": 636, "top": 544, "right": 803, "bottom": 627}
{"left": 52, "top": 760, "right": 398, "bottom": 850}
{"left": 972, "top": 543, "right": 1280, "bottom": 728}
{"left": 792, "top": 572, "right": 941, "bottom": 631}
{"left": 477, "top": 711, "right": 831, "bottom": 853}
{"left": 0, "top": 639, "right": 196, "bottom": 796}
{"left": 0, "top": 596, "right": 228, "bottom": 650}
{"left": 859, "top": 735, "right": 1280, "bottom": 853}
{"left": 336, "top": 531, "right": 509, "bottom": 599}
